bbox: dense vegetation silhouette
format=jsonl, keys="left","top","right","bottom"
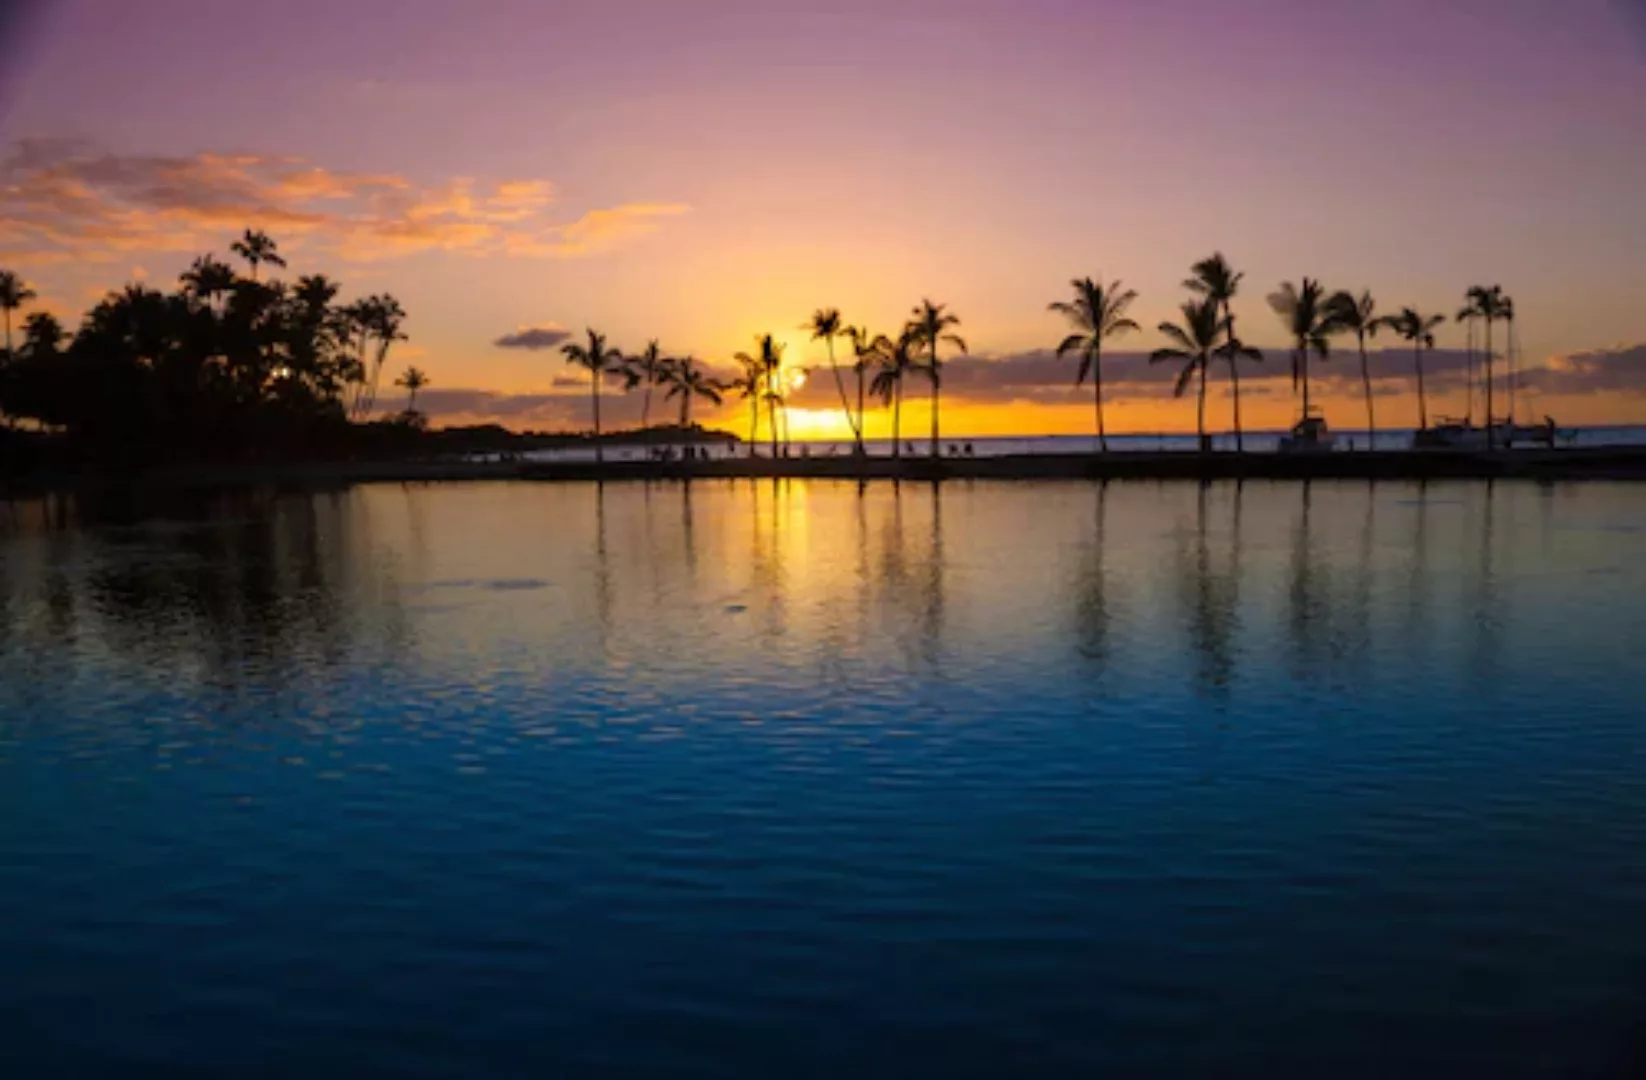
{"left": 0, "top": 230, "right": 416, "bottom": 466}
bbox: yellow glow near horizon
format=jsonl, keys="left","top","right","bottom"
{"left": 782, "top": 407, "right": 854, "bottom": 440}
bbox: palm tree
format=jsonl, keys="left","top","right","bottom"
{"left": 728, "top": 353, "right": 765, "bottom": 455}
{"left": 1268, "top": 278, "right": 1334, "bottom": 421}
{"left": 806, "top": 307, "right": 861, "bottom": 454}
{"left": 1049, "top": 276, "right": 1139, "bottom": 453}
{"left": 21, "top": 311, "right": 65, "bottom": 359}
{"left": 1326, "top": 289, "right": 1381, "bottom": 448}
{"left": 0, "top": 269, "right": 37, "bottom": 357}
{"left": 844, "top": 326, "right": 889, "bottom": 455}
{"left": 661, "top": 355, "right": 723, "bottom": 430}
{"left": 230, "top": 229, "right": 286, "bottom": 282}
{"left": 180, "top": 255, "right": 237, "bottom": 312}
{"left": 1460, "top": 284, "right": 1509, "bottom": 447}
{"left": 350, "top": 294, "right": 408, "bottom": 419}
{"left": 906, "top": 299, "right": 967, "bottom": 458}
{"left": 561, "top": 329, "right": 626, "bottom": 464}
{"left": 736, "top": 333, "right": 786, "bottom": 458}
{"left": 871, "top": 329, "right": 921, "bottom": 459}
{"left": 1455, "top": 304, "right": 1479, "bottom": 423}
{"left": 1150, "top": 297, "right": 1226, "bottom": 447}
{"left": 629, "top": 339, "right": 669, "bottom": 430}
{"left": 1184, "top": 253, "right": 1250, "bottom": 451}
{"left": 1375, "top": 308, "right": 1446, "bottom": 432}
{"left": 1500, "top": 294, "right": 1517, "bottom": 429}
{"left": 395, "top": 366, "right": 428, "bottom": 413}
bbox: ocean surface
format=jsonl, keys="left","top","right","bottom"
{"left": 2, "top": 479, "right": 1644, "bottom": 1077}
{"left": 516, "top": 424, "right": 1646, "bottom": 462}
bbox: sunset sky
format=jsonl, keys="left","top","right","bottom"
{"left": 2, "top": 0, "right": 1643, "bottom": 436}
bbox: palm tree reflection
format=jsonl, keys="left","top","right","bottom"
{"left": 1071, "top": 480, "right": 1114, "bottom": 671}
{"left": 1179, "top": 481, "right": 1239, "bottom": 697}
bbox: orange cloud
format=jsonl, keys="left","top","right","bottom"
{"left": 0, "top": 138, "right": 687, "bottom": 265}
{"left": 504, "top": 203, "right": 691, "bottom": 257}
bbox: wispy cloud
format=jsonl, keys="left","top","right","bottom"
{"left": 0, "top": 138, "right": 688, "bottom": 265}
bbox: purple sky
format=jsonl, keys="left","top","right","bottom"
{"left": 1, "top": 0, "right": 1643, "bottom": 428}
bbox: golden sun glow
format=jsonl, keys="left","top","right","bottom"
{"left": 781, "top": 407, "right": 854, "bottom": 440}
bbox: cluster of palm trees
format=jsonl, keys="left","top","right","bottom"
{"left": 0, "top": 230, "right": 420, "bottom": 453}
{"left": 560, "top": 329, "right": 727, "bottom": 463}
{"left": 561, "top": 300, "right": 969, "bottom": 462}
{"left": 1053, "top": 254, "right": 1517, "bottom": 451}
{"left": 558, "top": 256, "right": 1516, "bottom": 461}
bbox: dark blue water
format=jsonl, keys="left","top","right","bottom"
{"left": 2, "top": 480, "right": 1644, "bottom": 1077}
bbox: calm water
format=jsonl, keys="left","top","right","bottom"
{"left": 2, "top": 479, "right": 1644, "bottom": 1077}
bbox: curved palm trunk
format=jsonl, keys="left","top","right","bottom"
{"left": 1092, "top": 344, "right": 1107, "bottom": 454}
{"left": 748, "top": 397, "right": 759, "bottom": 456}
{"left": 929, "top": 347, "right": 941, "bottom": 459}
{"left": 1300, "top": 344, "right": 1311, "bottom": 419}
{"left": 1484, "top": 317, "right": 1495, "bottom": 450}
{"left": 1226, "top": 305, "right": 1243, "bottom": 453}
{"left": 826, "top": 338, "right": 860, "bottom": 453}
{"left": 1415, "top": 342, "right": 1428, "bottom": 432}
{"left": 641, "top": 384, "right": 652, "bottom": 431}
{"left": 1197, "top": 360, "right": 1208, "bottom": 449}
{"left": 1359, "top": 334, "right": 1374, "bottom": 451}
{"left": 591, "top": 370, "right": 603, "bottom": 465}
{"left": 893, "top": 379, "right": 903, "bottom": 460}
{"left": 767, "top": 385, "right": 778, "bottom": 459}
{"left": 1463, "top": 321, "right": 1474, "bottom": 424}
{"left": 856, "top": 366, "right": 867, "bottom": 456}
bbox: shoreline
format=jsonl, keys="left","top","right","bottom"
{"left": 6, "top": 446, "right": 1646, "bottom": 498}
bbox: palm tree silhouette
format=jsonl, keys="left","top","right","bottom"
{"left": 1326, "top": 289, "right": 1381, "bottom": 448}
{"left": 1376, "top": 308, "right": 1445, "bottom": 432}
{"left": 906, "top": 299, "right": 966, "bottom": 458}
{"left": 1268, "top": 278, "right": 1334, "bottom": 421}
{"left": 394, "top": 366, "right": 428, "bottom": 413}
{"left": 1500, "top": 294, "right": 1517, "bottom": 429}
{"left": 661, "top": 355, "right": 724, "bottom": 431}
{"left": 1150, "top": 297, "right": 1227, "bottom": 447}
{"left": 726, "top": 354, "right": 766, "bottom": 455}
{"left": 21, "top": 311, "right": 65, "bottom": 359}
{"left": 735, "top": 334, "right": 786, "bottom": 458}
{"left": 806, "top": 308, "right": 861, "bottom": 454}
{"left": 1185, "top": 254, "right": 1250, "bottom": 451}
{"left": 355, "top": 294, "right": 407, "bottom": 419}
{"left": 871, "top": 329, "right": 921, "bottom": 459}
{"left": 1459, "top": 284, "right": 1509, "bottom": 447}
{"left": 180, "top": 255, "right": 237, "bottom": 313}
{"left": 561, "top": 328, "right": 626, "bottom": 464}
{"left": 0, "top": 269, "right": 37, "bottom": 357}
{"left": 1050, "top": 276, "right": 1140, "bottom": 454}
{"left": 629, "top": 339, "right": 669, "bottom": 430}
{"left": 230, "top": 229, "right": 286, "bottom": 282}
{"left": 844, "top": 326, "right": 889, "bottom": 454}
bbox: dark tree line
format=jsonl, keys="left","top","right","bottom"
{"left": 0, "top": 230, "right": 411, "bottom": 464}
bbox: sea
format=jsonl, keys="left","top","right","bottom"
{"left": 2, "top": 478, "right": 1644, "bottom": 1077}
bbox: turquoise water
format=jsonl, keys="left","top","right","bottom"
{"left": 2, "top": 479, "right": 1644, "bottom": 1077}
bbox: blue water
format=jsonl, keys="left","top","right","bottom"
{"left": 2, "top": 479, "right": 1644, "bottom": 1077}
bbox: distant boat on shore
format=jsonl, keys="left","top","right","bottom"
{"left": 1278, "top": 411, "right": 1336, "bottom": 453}
{"left": 1413, "top": 416, "right": 1567, "bottom": 450}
